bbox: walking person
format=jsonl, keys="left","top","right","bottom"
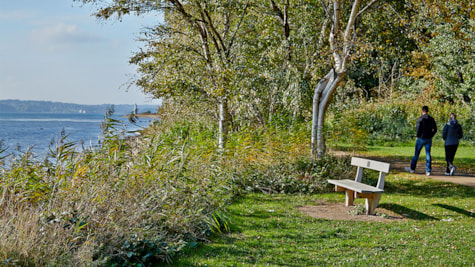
{"left": 405, "top": 106, "right": 438, "bottom": 175}
{"left": 442, "top": 113, "right": 463, "bottom": 176}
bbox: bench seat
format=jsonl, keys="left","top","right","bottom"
{"left": 328, "top": 179, "right": 384, "bottom": 193}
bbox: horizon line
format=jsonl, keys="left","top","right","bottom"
{"left": 0, "top": 98, "right": 162, "bottom": 106}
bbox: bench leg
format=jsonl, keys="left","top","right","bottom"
{"left": 365, "top": 193, "right": 382, "bottom": 215}
{"left": 345, "top": 190, "right": 356, "bottom": 206}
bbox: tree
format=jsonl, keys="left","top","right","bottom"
{"left": 233, "top": 1, "right": 326, "bottom": 127}
{"left": 76, "top": 0, "right": 415, "bottom": 158}
{"left": 76, "top": 0, "right": 252, "bottom": 150}
{"left": 347, "top": 0, "right": 416, "bottom": 99}
{"left": 310, "top": 0, "right": 366, "bottom": 158}
{"left": 407, "top": 0, "right": 475, "bottom": 105}
{"left": 309, "top": 0, "right": 417, "bottom": 158}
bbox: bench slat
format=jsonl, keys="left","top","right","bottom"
{"left": 351, "top": 157, "right": 390, "bottom": 173}
{"left": 328, "top": 179, "right": 384, "bottom": 193}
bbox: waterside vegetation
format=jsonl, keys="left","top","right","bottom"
{"left": 1, "top": 0, "right": 475, "bottom": 265}
{"left": 1, "top": 100, "right": 474, "bottom": 265}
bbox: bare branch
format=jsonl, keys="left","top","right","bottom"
{"left": 342, "top": 0, "right": 362, "bottom": 69}
{"left": 356, "top": 0, "right": 379, "bottom": 18}
{"left": 227, "top": 0, "right": 251, "bottom": 58}
{"left": 269, "top": 0, "right": 291, "bottom": 60}
{"left": 330, "top": 0, "right": 343, "bottom": 68}
{"left": 270, "top": 0, "right": 285, "bottom": 23}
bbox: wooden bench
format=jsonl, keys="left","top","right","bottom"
{"left": 328, "top": 157, "right": 390, "bottom": 215}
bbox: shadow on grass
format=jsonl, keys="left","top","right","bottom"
{"left": 433, "top": 203, "right": 475, "bottom": 218}
{"left": 384, "top": 179, "right": 475, "bottom": 198}
{"left": 378, "top": 203, "right": 439, "bottom": 221}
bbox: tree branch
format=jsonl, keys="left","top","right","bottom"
{"left": 330, "top": 0, "right": 343, "bottom": 69}
{"left": 201, "top": 3, "right": 227, "bottom": 56}
{"left": 356, "top": 0, "right": 378, "bottom": 18}
{"left": 227, "top": 0, "right": 251, "bottom": 58}
{"left": 343, "top": 0, "right": 362, "bottom": 47}
{"left": 269, "top": 0, "right": 291, "bottom": 60}
{"left": 341, "top": 0, "right": 362, "bottom": 70}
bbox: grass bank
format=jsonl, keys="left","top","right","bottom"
{"left": 0, "top": 104, "right": 473, "bottom": 265}
{"left": 175, "top": 137, "right": 475, "bottom": 266}
{"left": 0, "top": 109, "right": 349, "bottom": 265}
{"left": 176, "top": 174, "right": 475, "bottom": 266}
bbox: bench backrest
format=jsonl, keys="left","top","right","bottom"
{"left": 351, "top": 157, "right": 391, "bottom": 190}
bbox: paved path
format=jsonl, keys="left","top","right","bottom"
{"left": 331, "top": 151, "right": 475, "bottom": 188}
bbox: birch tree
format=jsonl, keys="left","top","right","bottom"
{"left": 311, "top": 0, "right": 377, "bottom": 158}
{"left": 408, "top": 0, "right": 475, "bottom": 105}
{"left": 76, "top": 0, "right": 250, "bottom": 150}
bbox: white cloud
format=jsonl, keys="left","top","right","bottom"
{"left": 30, "top": 23, "right": 104, "bottom": 44}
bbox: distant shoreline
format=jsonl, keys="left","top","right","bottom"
{"left": 120, "top": 113, "right": 160, "bottom": 119}
{"left": 0, "top": 99, "right": 159, "bottom": 115}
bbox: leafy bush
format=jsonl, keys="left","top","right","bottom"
{"left": 220, "top": 123, "right": 353, "bottom": 195}
{"left": 327, "top": 98, "right": 475, "bottom": 147}
{"left": 232, "top": 155, "right": 352, "bottom": 194}
{"left": 356, "top": 103, "right": 414, "bottom": 143}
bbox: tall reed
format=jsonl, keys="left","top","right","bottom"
{"left": 0, "top": 106, "right": 345, "bottom": 265}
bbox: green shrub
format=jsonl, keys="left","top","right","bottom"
{"left": 356, "top": 103, "right": 414, "bottom": 143}
{"left": 327, "top": 99, "right": 475, "bottom": 146}
{"left": 232, "top": 155, "right": 352, "bottom": 195}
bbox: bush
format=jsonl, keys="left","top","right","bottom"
{"left": 356, "top": 103, "right": 414, "bottom": 144}
{"left": 327, "top": 99, "right": 475, "bottom": 147}
{"left": 231, "top": 155, "right": 352, "bottom": 195}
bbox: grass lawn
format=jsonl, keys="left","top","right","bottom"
{"left": 364, "top": 144, "right": 474, "bottom": 171}
{"left": 175, "top": 146, "right": 475, "bottom": 266}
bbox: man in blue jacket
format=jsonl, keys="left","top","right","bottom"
{"left": 406, "top": 106, "right": 438, "bottom": 175}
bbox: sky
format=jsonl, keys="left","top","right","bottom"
{"left": 0, "top": 0, "right": 162, "bottom": 105}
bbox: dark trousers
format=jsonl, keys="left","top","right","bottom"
{"left": 445, "top": 144, "right": 458, "bottom": 173}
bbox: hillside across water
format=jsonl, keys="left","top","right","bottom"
{"left": 0, "top": 99, "right": 159, "bottom": 115}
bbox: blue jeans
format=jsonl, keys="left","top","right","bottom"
{"left": 411, "top": 138, "right": 432, "bottom": 173}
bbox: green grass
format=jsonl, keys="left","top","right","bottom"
{"left": 175, "top": 145, "right": 475, "bottom": 266}
{"left": 365, "top": 143, "right": 472, "bottom": 158}
{"left": 176, "top": 190, "right": 474, "bottom": 266}
{"left": 364, "top": 144, "right": 474, "bottom": 172}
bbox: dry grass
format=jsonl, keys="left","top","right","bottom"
{"left": 0, "top": 105, "right": 345, "bottom": 265}
{"left": 0, "top": 111, "right": 233, "bottom": 265}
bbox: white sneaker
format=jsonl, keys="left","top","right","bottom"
{"left": 426, "top": 172, "right": 431, "bottom": 176}
{"left": 445, "top": 172, "right": 450, "bottom": 176}
{"left": 450, "top": 166, "right": 456, "bottom": 176}
{"left": 405, "top": 167, "right": 415, "bottom": 174}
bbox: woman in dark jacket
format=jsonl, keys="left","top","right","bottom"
{"left": 442, "top": 113, "right": 463, "bottom": 175}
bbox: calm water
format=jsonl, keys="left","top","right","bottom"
{"left": 0, "top": 113, "right": 153, "bottom": 157}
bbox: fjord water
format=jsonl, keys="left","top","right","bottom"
{"left": 0, "top": 112, "right": 151, "bottom": 157}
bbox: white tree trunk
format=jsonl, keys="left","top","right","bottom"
{"left": 311, "top": 69, "right": 345, "bottom": 158}
{"left": 311, "top": 0, "right": 364, "bottom": 158}
{"left": 218, "top": 98, "right": 229, "bottom": 150}
{"left": 311, "top": 70, "right": 332, "bottom": 157}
